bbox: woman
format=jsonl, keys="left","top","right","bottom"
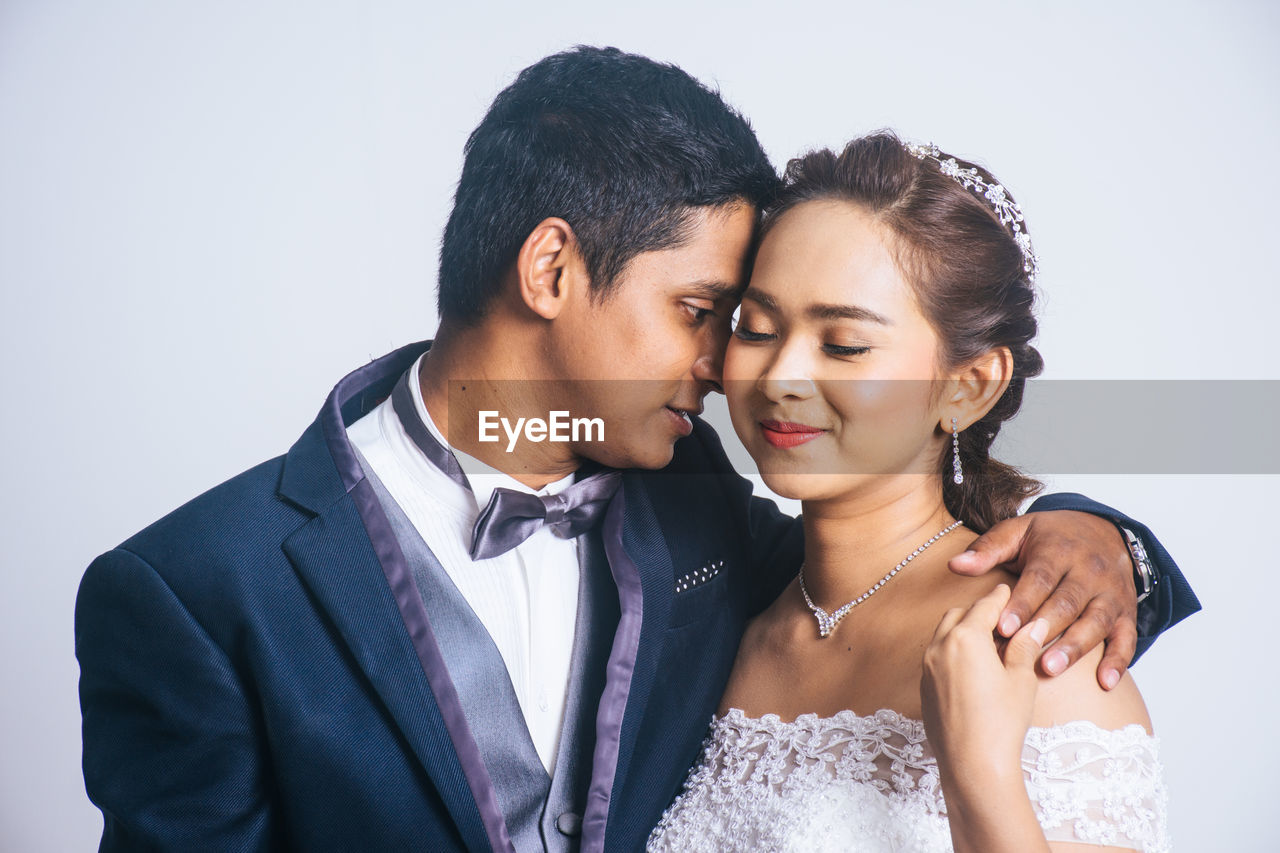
{"left": 647, "top": 132, "right": 1168, "bottom": 851}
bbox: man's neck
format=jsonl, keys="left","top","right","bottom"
{"left": 419, "top": 326, "right": 581, "bottom": 490}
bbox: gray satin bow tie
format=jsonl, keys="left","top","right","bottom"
{"left": 389, "top": 365, "right": 621, "bottom": 561}
{"left": 468, "top": 472, "right": 621, "bottom": 561}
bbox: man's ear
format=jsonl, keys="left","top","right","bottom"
{"left": 941, "top": 346, "right": 1014, "bottom": 432}
{"left": 515, "top": 217, "right": 583, "bottom": 320}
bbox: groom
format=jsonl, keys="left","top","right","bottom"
{"left": 76, "top": 47, "right": 1198, "bottom": 852}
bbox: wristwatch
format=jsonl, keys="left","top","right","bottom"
{"left": 1118, "top": 525, "right": 1158, "bottom": 604}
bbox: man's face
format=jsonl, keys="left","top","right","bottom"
{"left": 549, "top": 202, "right": 756, "bottom": 469}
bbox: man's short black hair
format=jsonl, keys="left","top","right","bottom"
{"left": 437, "top": 46, "right": 778, "bottom": 322}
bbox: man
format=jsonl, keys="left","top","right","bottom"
{"left": 76, "top": 47, "right": 1198, "bottom": 852}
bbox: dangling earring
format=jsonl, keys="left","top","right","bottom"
{"left": 951, "top": 417, "right": 964, "bottom": 484}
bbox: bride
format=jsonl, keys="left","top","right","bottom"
{"left": 647, "top": 132, "right": 1168, "bottom": 851}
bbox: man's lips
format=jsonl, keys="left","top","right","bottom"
{"left": 759, "top": 419, "right": 825, "bottom": 448}
{"left": 665, "top": 406, "right": 696, "bottom": 437}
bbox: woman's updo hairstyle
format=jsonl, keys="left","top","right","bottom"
{"left": 764, "top": 130, "right": 1044, "bottom": 532}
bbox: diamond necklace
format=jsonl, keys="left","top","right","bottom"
{"left": 798, "top": 520, "right": 964, "bottom": 638}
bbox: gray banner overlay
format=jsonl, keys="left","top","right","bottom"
{"left": 442, "top": 380, "right": 1280, "bottom": 476}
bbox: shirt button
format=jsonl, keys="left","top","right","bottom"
{"left": 556, "top": 812, "right": 582, "bottom": 837}
{"left": 537, "top": 689, "right": 549, "bottom": 712}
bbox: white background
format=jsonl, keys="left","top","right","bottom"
{"left": 2, "top": 1, "right": 1276, "bottom": 849}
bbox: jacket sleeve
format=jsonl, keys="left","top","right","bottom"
{"left": 1025, "top": 492, "right": 1201, "bottom": 663}
{"left": 76, "top": 548, "right": 278, "bottom": 852}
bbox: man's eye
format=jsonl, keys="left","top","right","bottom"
{"left": 683, "top": 303, "right": 716, "bottom": 323}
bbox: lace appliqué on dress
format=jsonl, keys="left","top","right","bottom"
{"left": 647, "top": 709, "right": 1169, "bottom": 853}
{"left": 1023, "top": 721, "right": 1169, "bottom": 849}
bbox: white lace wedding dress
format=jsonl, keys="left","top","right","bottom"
{"left": 647, "top": 708, "right": 1169, "bottom": 852}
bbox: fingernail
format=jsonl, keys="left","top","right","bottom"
{"left": 1029, "top": 618, "right": 1049, "bottom": 645}
{"left": 1043, "top": 649, "right": 1068, "bottom": 675}
{"left": 999, "top": 613, "right": 1021, "bottom": 636}
{"left": 1101, "top": 669, "right": 1120, "bottom": 690}
{"left": 959, "top": 549, "right": 977, "bottom": 559}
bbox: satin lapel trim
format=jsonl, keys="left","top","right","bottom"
{"left": 280, "top": 340, "right": 429, "bottom": 514}
{"left": 280, "top": 490, "right": 502, "bottom": 852}
{"left": 283, "top": 340, "right": 514, "bottom": 853}
{"left": 580, "top": 476, "right": 675, "bottom": 853}
{"left": 347, "top": 477, "right": 515, "bottom": 853}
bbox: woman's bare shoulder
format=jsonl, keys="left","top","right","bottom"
{"left": 919, "top": 555, "right": 1154, "bottom": 735}
{"left": 1030, "top": 642, "right": 1153, "bottom": 734}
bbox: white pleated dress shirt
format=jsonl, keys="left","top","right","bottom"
{"left": 346, "top": 354, "right": 581, "bottom": 774}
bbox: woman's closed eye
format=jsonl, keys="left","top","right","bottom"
{"left": 822, "top": 343, "right": 871, "bottom": 358}
{"left": 732, "top": 323, "right": 775, "bottom": 342}
{"left": 733, "top": 322, "right": 871, "bottom": 358}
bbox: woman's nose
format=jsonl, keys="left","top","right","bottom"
{"left": 757, "top": 341, "right": 817, "bottom": 402}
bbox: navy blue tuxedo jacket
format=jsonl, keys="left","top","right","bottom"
{"left": 76, "top": 341, "right": 1199, "bottom": 852}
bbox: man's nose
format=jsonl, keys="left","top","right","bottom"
{"left": 691, "top": 352, "right": 723, "bottom": 394}
{"left": 691, "top": 320, "right": 730, "bottom": 393}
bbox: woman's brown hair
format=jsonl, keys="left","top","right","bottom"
{"left": 765, "top": 130, "right": 1044, "bottom": 532}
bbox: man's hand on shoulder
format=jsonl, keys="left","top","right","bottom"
{"left": 948, "top": 511, "right": 1137, "bottom": 692}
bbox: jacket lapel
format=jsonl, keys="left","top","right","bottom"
{"left": 277, "top": 342, "right": 510, "bottom": 853}
{"left": 580, "top": 473, "right": 676, "bottom": 852}
{"left": 610, "top": 474, "right": 677, "bottom": 799}
{"left": 282, "top": 503, "right": 496, "bottom": 852}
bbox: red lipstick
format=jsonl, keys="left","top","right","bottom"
{"left": 759, "top": 419, "right": 825, "bottom": 448}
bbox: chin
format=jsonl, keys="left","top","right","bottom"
{"left": 583, "top": 434, "right": 677, "bottom": 471}
{"left": 759, "top": 471, "right": 825, "bottom": 501}
{"left": 626, "top": 439, "right": 678, "bottom": 471}
{"left": 756, "top": 452, "right": 860, "bottom": 501}
{"left": 769, "top": 474, "right": 867, "bottom": 504}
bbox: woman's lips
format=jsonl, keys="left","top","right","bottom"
{"left": 759, "top": 419, "right": 825, "bottom": 448}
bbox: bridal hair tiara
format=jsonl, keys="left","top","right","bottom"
{"left": 904, "top": 141, "right": 1039, "bottom": 284}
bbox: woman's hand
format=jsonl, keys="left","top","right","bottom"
{"left": 921, "top": 584, "right": 1049, "bottom": 786}
{"left": 921, "top": 584, "right": 1054, "bottom": 853}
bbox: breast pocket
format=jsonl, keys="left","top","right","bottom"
{"left": 668, "top": 559, "right": 730, "bottom": 628}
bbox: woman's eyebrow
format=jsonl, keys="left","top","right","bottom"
{"left": 742, "top": 289, "right": 892, "bottom": 326}
{"left": 741, "top": 288, "right": 777, "bottom": 309}
{"left": 807, "top": 302, "right": 892, "bottom": 325}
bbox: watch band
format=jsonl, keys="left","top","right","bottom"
{"left": 1119, "top": 525, "right": 1157, "bottom": 604}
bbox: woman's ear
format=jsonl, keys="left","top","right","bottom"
{"left": 941, "top": 346, "right": 1014, "bottom": 432}
{"left": 515, "top": 217, "right": 583, "bottom": 320}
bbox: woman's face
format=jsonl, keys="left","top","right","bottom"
{"left": 724, "top": 199, "right": 949, "bottom": 503}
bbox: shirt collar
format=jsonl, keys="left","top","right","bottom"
{"left": 404, "top": 353, "right": 577, "bottom": 510}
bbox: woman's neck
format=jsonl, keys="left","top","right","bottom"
{"left": 799, "top": 478, "right": 959, "bottom": 608}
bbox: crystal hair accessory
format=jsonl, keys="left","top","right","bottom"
{"left": 904, "top": 141, "right": 1039, "bottom": 283}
